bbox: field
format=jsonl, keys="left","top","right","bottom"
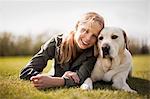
{"left": 0, "top": 55, "right": 150, "bottom": 99}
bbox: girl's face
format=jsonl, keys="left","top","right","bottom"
{"left": 74, "top": 22, "right": 103, "bottom": 49}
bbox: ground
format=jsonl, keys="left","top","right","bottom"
{"left": 0, "top": 55, "right": 149, "bottom": 99}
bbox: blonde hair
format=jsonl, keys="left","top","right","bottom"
{"left": 59, "top": 12, "right": 104, "bottom": 64}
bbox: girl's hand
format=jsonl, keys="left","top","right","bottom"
{"left": 30, "top": 74, "right": 64, "bottom": 89}
{"left": 62, "top": 71, "right": 80, "bottom": 84}
{"left": 30, "top": 74, "right": 53, "bottom": 89}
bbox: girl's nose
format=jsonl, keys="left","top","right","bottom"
{"left": 86, "top": 34, "right": 92, "bottom": 41}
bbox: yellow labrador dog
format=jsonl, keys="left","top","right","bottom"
{"left": 81, "top": 27, "right": 136, "bottom": 93}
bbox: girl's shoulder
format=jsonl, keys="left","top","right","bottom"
{"left": 55, "top": 34, "right": 63, "bottom": 46}
{"left": 43, "top": 33, "right": 63, "bottom": 49}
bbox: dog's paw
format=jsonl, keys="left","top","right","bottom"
{"left": 122, "top": 88, "right": 137, "bottom": 93}
{"left": 122, "top": 86, "right": 137, "bottom": 93}
{"left": 80, "top": 84, "right": 92, "bottom": 90}
{"left": 127, "top": 89, "right": 137, "bottom": 93}
{"left": 113, "top": 83, "right": 137, "bottom": 93}
{"left": 80, "top": 77, "right": 93, "bottom": 90}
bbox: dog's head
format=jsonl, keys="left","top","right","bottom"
{"left": 95, "top": 27, "right": 128, "bottom": 58}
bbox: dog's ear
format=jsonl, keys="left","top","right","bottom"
{"left": 122, "top": 30, "right": 129, "bottom": 50}
{"left": 94, "top": 44, "right": 99, "bottom": 57}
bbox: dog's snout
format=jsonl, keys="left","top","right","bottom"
{"left": 102, "top": 44, "right": 110, "bottom": 57}
{"left": 102, "top": 44, "right": 110, "bottom": 52}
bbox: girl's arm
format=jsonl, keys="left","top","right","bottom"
{"left": 64, "top": 56, "right": 96, "bottom": 87}
{"left": 20, "top": 38, "right": 56, "bottom": 80}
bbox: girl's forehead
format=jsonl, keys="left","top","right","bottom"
{"left": 79, "top": 22, "right": 102, "bottom": 32}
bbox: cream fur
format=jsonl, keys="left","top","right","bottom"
{"left": 80, "top": 27, "right": 136, "bottom": 93}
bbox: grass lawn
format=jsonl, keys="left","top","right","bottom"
{"left": 0, "top": 55, "right": 150, "bottom": 99}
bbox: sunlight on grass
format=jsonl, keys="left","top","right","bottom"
{"left": 132, "top": 55, "right": 150, "bottom": 80}
{"left": 0, "top": 55, "right": 149, "bottom": 99}
{"left": 0, "top": 56, "right": 52, "bottom": 77}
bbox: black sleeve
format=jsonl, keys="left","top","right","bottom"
{"left": 76, "top": 56, "right": 97, "bottom": 84}
{"left": 65, "top": 56, "right": 97, "bottom": 87}
{"left": 19, "top": 38, "right": 56, "bottom": 80}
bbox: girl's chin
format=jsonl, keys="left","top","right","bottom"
{"left": 77, "top": 41, "right": 90, "bottom": 49}
{"left": 79, "top": 44, "right": 89, "bottom": 49}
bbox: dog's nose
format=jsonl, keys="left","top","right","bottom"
{"left": 102, "top": 44, "right": 110, "bottom": 56}
{"left": 102, "top": 44, "right": 110, "bottom": 51}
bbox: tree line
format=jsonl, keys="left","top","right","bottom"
{"left": 0, "top": 32, "right": 149, "bottom": 56}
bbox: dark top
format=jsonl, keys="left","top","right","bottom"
{"left": 19, "top": 34, "right": 97, "bottom": 87}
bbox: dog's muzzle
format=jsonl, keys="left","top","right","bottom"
{"left": 102, "top": 43, "right": 110, "bottom": 58}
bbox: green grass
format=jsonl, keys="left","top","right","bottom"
{"left": 0, "top": 55, "right": 150, "bottom": 99}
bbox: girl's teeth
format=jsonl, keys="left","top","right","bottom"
{"left": 83, "top": 40, "right": 88, "bottom": 45}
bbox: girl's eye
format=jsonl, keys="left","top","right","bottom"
{"left": 111, "top": 35, "right": 118, "bottom": 39}
{"left": 80, "top": 28, "right": 86, "bottom": 33}
{"left": 91, "top": 35, "right": 97, "bottom": 39}
{"left": 99, "top": 36, "right": 103, "bottom": 40}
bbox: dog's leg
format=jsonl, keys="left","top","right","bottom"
{"left": 112, "top": 71, "right": 137, "bottom": 93}
{"left": 102, "top": 68, "right": 125, "bottom": 82}
{"left": 80, "top": 77, "right": 93, "bottom": 90}
{"left": 103, "top": 63, "right": 132, "bottom": 82}
{"left": 102, "top": 70, "right": 115, "bottom": 82}
{"left": 121, "top": 81, "right": 137, "bottom": 93}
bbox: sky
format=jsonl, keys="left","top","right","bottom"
{"left": 0, "top": 0, "right": 149, "bottom": 43}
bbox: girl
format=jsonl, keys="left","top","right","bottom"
{"left": 20, "top": 12, "right": 104, "bottom": 89}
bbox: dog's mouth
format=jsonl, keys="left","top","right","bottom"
{"left": 103, "top": 50, "right": 109, "bottom": 57}
{"left": 103, "top": 53, "right": 110, "bottom": 58}
{"left": 102, "top": 53, "right": 113, "bottom": 59}
{"left": 102, "top": 53, "right": 112, "bottom": 61}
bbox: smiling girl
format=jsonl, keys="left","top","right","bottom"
{"left": 20, "top": 12, "right": 104, "bottom": 89}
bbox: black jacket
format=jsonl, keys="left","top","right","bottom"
{"left": 20, "top": 34, "right": 97, "bottom": 87}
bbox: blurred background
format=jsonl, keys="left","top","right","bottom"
{"left": 0, "top": 0, "right": 149, "bottom": 56}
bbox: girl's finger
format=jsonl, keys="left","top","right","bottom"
{"left": 33, "top": 83, "right": 42, "bottom": 87}
{"left": 32, "top": 79, "right": 39, "bottom": 83}
{"left": 72, "top": 75, "right": 80, "bottom": 84}
{"left": 69, "top": 73, "right": 80, "bottom": 83}
{"left": 68, "top": 74, "right": 74, "bottom": 80}
{"left": 30, "top": 75, "right": 40, "bottom": 81}
{"left": 30, "top": 74, "right": 43, "bottom": 81}
{"left": 32, "top": 78, "right": 43, "bottom": 85}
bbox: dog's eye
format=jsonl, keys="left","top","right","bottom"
{"left": 111, "top": 35, "right": 118, "bottom": 39}
{"left": 99, "top": 36, "right": 103, "bottom": 40}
